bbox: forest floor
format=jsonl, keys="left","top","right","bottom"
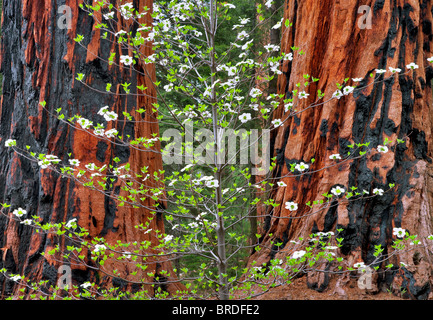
{"left": 256, "top": 276, "right": 405, "bottom": 300}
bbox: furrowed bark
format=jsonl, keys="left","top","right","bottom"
{"left": 250, "top": 0, "right": 433, "bottom": 299}
{"left": 0, "top": 0, "right": 182, "bottom": 298}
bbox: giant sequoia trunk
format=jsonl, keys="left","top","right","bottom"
{"left": 0, "top": 0, "right": 180, "bottom": 298}
{"left": 251, "top": 0, "right": 433, "bottom": 299}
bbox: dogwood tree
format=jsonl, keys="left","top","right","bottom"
{"left": 2, "top": 0, "right": 433, "bottom": 300}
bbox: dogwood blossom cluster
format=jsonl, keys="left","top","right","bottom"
{"left": 76, "top": 108, "right": 119, "bottom": 140}
{"left": 98, "top": 106, "right": 118, "bottom": 122}
{"left": 38, "top": 155, "right": 61, "bottom": 169}
{"left": 190, "top": 175, "right": 219, "bottom": 188}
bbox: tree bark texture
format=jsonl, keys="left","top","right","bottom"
{"left": 0, "top": 0, "right": 181, "bottom": 298}
{"left": 251, "top": 0, "right": 433, "bottom": 299}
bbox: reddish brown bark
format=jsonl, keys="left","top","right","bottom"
{"left": 250, "top": 0, "right": 433, "bottom": 299}
{"left": 0, "top": 0, "right": 181, "bottom": 298}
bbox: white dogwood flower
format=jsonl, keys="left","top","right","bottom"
{"left": 93, "top": 244, "right": 107, "bottom": 253}
{"left": 222, "top": 3, "right": 236, "bottom": 9}
{"left": 120, "top": 2, "right": 134, "bottom": 20}
{"left": 77, "top": 118, "right": 92, "bottom": 129}
{"left": 85, "top": 163, "right": 97, "bottom": 171}
{"left": 227, "top": 66, "right": 237, "bottom": 76}
{"left": 164, "top": 235, "right": 174, "bottom": 242}
{"left": 205, "top": 179, "right": 219, "bottom": 188}
{"left": 285, "top": 201, "right": 298, "bottom": 211}
{"left": 250, "top": 88, "right": 262, "bottom": 98}
{"left": 236, "top": 31, "right": 249, "bottom": 41}
{"left": 13, "top": 208, "right": 27, "bottom": 218}
{"left": 69, "top": 159, "right": 80, "bottom": 167}
{"left": 66, "top": 218, "right": 77, "bottom": 229}
{"left": 120, "top": 55, "right": 134, "bottom": 66}
{"left": 285, "top": 103, "right": 293, "bottom": 112}
{"left": 389, "top": 67, "right": 401, "bottom": 73}
{"left": 332, "top": 89, "right": 343, "bottom": 99}
{"left": 343, "top": 86, "right": 355, "bottom": 95}
{"left": 239, "top": 113, "right": 252, "bottom": 123}
{"left": 373, "top": 188, "right": 384, "bottom": 196}
{"left": 329, "top": 154, "right": 341, "bottom": 160}
{"left": 272, "top": 19, "right": 283, "bottom": 29}
{"left": 291, "top": 250, "right": 306, "bottom": 259}
{"left": 298, "top": 91, "right": 309, "bottom": 99}
{"left": 98, "top": 106, "right": 109, "bottom": 115}
{"left": 272, "top": 119, "right": 283, "bottom": 127}
{"left": 295, "top": 162, "right": 309, "bottom": 172}
{"left": 105, "top": 129, "right": 118, "bottom": 138}
{"left": 115, "top": 30, "right": 127, "bottom": 37}
{"left": 264, "top": 44, "right": 280, "bottom": 52}
{"left": 4, "top": 139, "right": 16, "bottom": 147}
{"left": 21, "top": 219, "right": 32, "bottom": 226}
{"left": 264, "top": 0, "right": 274, "bottom": 8}
{"left": 103, "top": 111, "right": 118, "bottom": 122}
{"left": 393, "top": 227, "right": 406, "bottom": 238}
{"left": 164, "top": 83, "right": 173, "bottom": 92}
{"left": 377, "top": 145, "right": 388, "bottom": 153}
{"left": 80, "top": 282, "right": 92, "bottom": 289}
{"left": 406, "top": 62, "right": 419, "bottom": 70}
{"left": 283, "top": 52, "right": 293, "bottom": 61}
{"left": 10, "top": 275, "right": 22, "bottom": 282}
{"left": 331, "top": 186, "right": 345, "bottom": 196}
{"left": 103, "top": 12, "right": 115, "bottom": 20}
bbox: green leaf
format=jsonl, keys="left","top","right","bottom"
{"left": 76, "top": 73, "right": 85, "bottom": 81}
{"left": 74, "top": 34, "right": 84, "bottom": 43}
